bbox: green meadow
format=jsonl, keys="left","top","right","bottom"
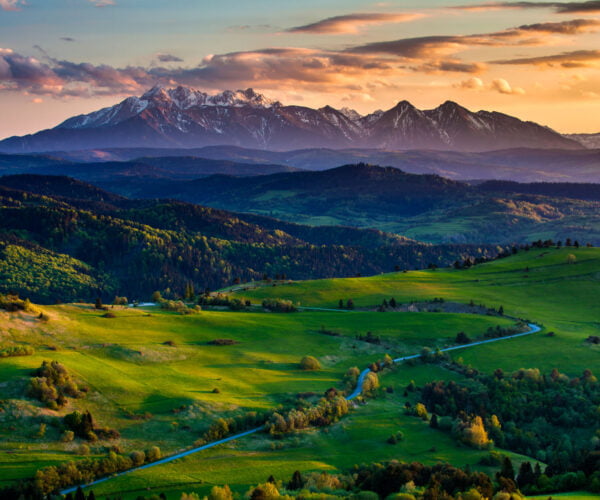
{"left": 0, "top": 246, "right": 598, "bottom": 498}
{"left": 234, "top": 247, "right": 600, "bottom": 375}
{"left": 0, "top": 304, "right": 515, "bottom": 487}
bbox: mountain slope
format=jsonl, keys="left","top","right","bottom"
{"left": 0, "top": 174, "right": 502, "bottom": 302}
{"left": 105, "top": 163, "right": 600, "bottom": 245}
{"left": 0, "top": 86, "right": 581, "bottom": 153}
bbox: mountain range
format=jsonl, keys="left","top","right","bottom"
{"left": 0, "top": 86, "right": 584, "bottom": 153}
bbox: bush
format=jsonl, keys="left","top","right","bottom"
{"left": 60, "top": 430, "right": 75, "bottom": 443}
{"left": 262, "top": 298, "right": 297, "bottom": 313}
{"left": 300, "top": 356, "right": 321, "bottom": 371}
{"left": 0, "top": 345, "right": 34, "bottom": 357}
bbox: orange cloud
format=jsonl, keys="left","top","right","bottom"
{"left": 287, "top": 12, "right": 425, "bottom": 34}
{"left": 493, "top": 49, "right": 600, "bottom": 68}
{"left": 491, "top": 78, "right": 525, "bottom": 94}
{"left": 451, "top": 1, "right": 600, "bottom": 14}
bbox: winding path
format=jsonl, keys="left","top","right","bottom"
{"left": 60, "top": 322, "right": 541, "bottom": 495}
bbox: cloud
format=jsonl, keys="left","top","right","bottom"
{"left": 0, "top": 46, "right": 400, "bottom": 97}
{"left": 491, "top": 78, "right": 526, "bottom": 94}
{"left": 226, "top": 24, "right": 274, "bottom": 33}
{"left": 156, "top": 53, "right": 183, "bottom": 63}
{"left": 0, "top": 0, "right": 24, "bottom": 11}
{"left": 457, "top": 76, "right": 485, "bottom": 89}
{"left": 410, "top": 59, "right": 486, "bottom": 74}
{"left": 287, "top": 12, "right": 424, "bottom": 34}
{"left": 493, "top": 49, "right": 600, "bottom": 68}
{"left": 451, "top": 1, "right": 600, "bottom": 14}
{"left": 515, "top": 18, "right": 600, "bottom": 34}
{"left": 60, "top": 37, "right": 77, "bottom": 43}
{"left": 89, "top": 0, "right": 115, "bottom": 6}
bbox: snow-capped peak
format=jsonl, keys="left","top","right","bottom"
{"left": 338, "top": 107, "right": 362, "bottom": 121}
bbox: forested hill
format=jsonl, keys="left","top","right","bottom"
{"left": 100, "top": 163, "right": 600, "bottom": 245}
{"left": 0, "top": 175, "right": 505, "bottom": 303}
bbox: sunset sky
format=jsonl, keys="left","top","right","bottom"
{"left": 1, "top": 0, "right": 599, "bottom": 139}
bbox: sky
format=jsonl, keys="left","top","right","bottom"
{"left": 1, "top": 0, "right": 600, "bottom": 139}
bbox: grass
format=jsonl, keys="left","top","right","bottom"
{"left": 1, "top": 247, "right": 598, "bottom": 497}
{"left": 233, "top": 247, "right": 600, "bottom": 375}
{"left": 0, "top": 305, "right": 514, "bottom": 488}
{"left": 90, "top": 374, "right": 533, "bottom": 500}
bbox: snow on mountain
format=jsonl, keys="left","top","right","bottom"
{"left": 0, "top": 86, "right": 583, "bottom": 153}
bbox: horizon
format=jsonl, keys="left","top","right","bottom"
{"left": 1, "top": 0, "right": 600, "bottom": 139}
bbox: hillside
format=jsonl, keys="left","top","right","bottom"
{"left": 0, "top": 175, "right": 501, "bottom": 302}
{"left": 0, "top": 247, "right": 597, "bottom": 499}
{"left": 107, "top": 163, "right": 600, "bottom": 245}
{"left": 0, "top": 152, "right": 299, "bottom": 183}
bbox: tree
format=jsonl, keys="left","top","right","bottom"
{"left": 362, "top": 371, "right": 379, "bottom": 395}
{"left": 338, "top": 299, "right": 344, "bottom": 309}
{"left": 87, "top": 492, "right": 96, "bottom": 500}
{"left": 390, "top": 297, "right": 397, "bottom": 308}
{"left": 498, "top": 305, "right": 504, "bottom": 315}
{"left": 288, "top": 470, "right": 304, "bottom": 490}
{"left": 151, "top": 290, "right": 162, "bottom": 302}
{"left": 430, "top": 414, "right": 439, "bottom": 428}
{"left": 566, "top": 254, "right": 577, "bottom": 264}
{"left": 517, "top": 461, "right": 536, "bottom": 489}
{"left": 499, "top": 456, "right": 515, "bottom": 481}
{"left": 455, "top": 331, "right": 471, "bottom": 344}
{"left": 300, "top": 356, "right": 321, "bottom": 371}
{"left": 75, "top": 487, "right": 86, "bottom": 500}
{"left": 208, "top": 485, "right": 233, "bottom": 500}
{"left": 94, "top": 297, "right": 103, "bottom": 310}
{"left": 347, "top": 299, "right": 354, "bottom": 310}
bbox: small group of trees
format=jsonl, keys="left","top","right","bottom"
{"left": 0, "top": 344, "right": 34, "bottom": 357}
{"left": 265, "top": 395, "right": 349, "bottom": 435}
{"left": 261, "top": 298, "right": 297, "bottom": 313}
{"left": 338, "top": 299, "right": 354, "bottom": 310}
{"left": 198, "top": 293, "right": 251, "bottom": 311}
{"left": 197, "top": 411, "right": 267, "bottom": 445}
{"left": 378, "top": 297, "right": 398, "bottom": 311}
{"left": 0, "top": 293, "right": 36, "bottom": 312}
{"left": 356, "top": 331, "right": 382, "bottom": 345}
{"left": 30, "top": 446, "right": 163, "bottom": 495}
{"left": 63, "top": 410, "right": 120, "bottom": 442}
{"left": 27, "top": 360, "right": 85, "bottom": 409}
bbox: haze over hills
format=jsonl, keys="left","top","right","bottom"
{"left": 0, "top": 86, "right": 583, "bottom": 153}
{"left": 2, "top": 145, "right": 600, "bottom": 184}
{"left": 110, "top": 163, "right": 599, "bottom": 245}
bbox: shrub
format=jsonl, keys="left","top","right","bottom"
{"left": 362, "top": 371, "right": 379, "bottom": 395}
{"left": 208, "top": 339, "right": 239, "bottom": 346}
{"left": 262, "top": 298, "right": 297, "bottom": 313}
{"left": 300, "top": 356, "right": 321, "bottom": 371}
{"left": 60, "top": 430, "right": 75, "bottom": 443}
{"left": 130, "top": 450, "right": 145, "bottom": 466}
{"left": 0, "top": 345, "right": 34, "bottom": 357}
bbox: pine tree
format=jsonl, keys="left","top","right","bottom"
{"left": 75, "top": 486, "right": 86, "bottom": 500}
{"left": 430, "top": 414, "right": 439, "bottom": 428}
{"left": 499, "top": 456, "right": 515, "bottom": 481}
{"left": 94, "top": 297, "right": 103, "bottom": 310}
{"left": 288, "top": 470, "right": 304, "bottom": 490}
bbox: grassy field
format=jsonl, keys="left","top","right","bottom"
{"left": 1, "top": 247, "right": 597, "bottom": 498}
{"left": 233, "top": 247, "right": 600, "bottom": 375}
{"left": 90, "top": 368, "right": 532, "bottom": 500}
{"left": 0, "top": 304, "right": 515, "bottom": 488}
